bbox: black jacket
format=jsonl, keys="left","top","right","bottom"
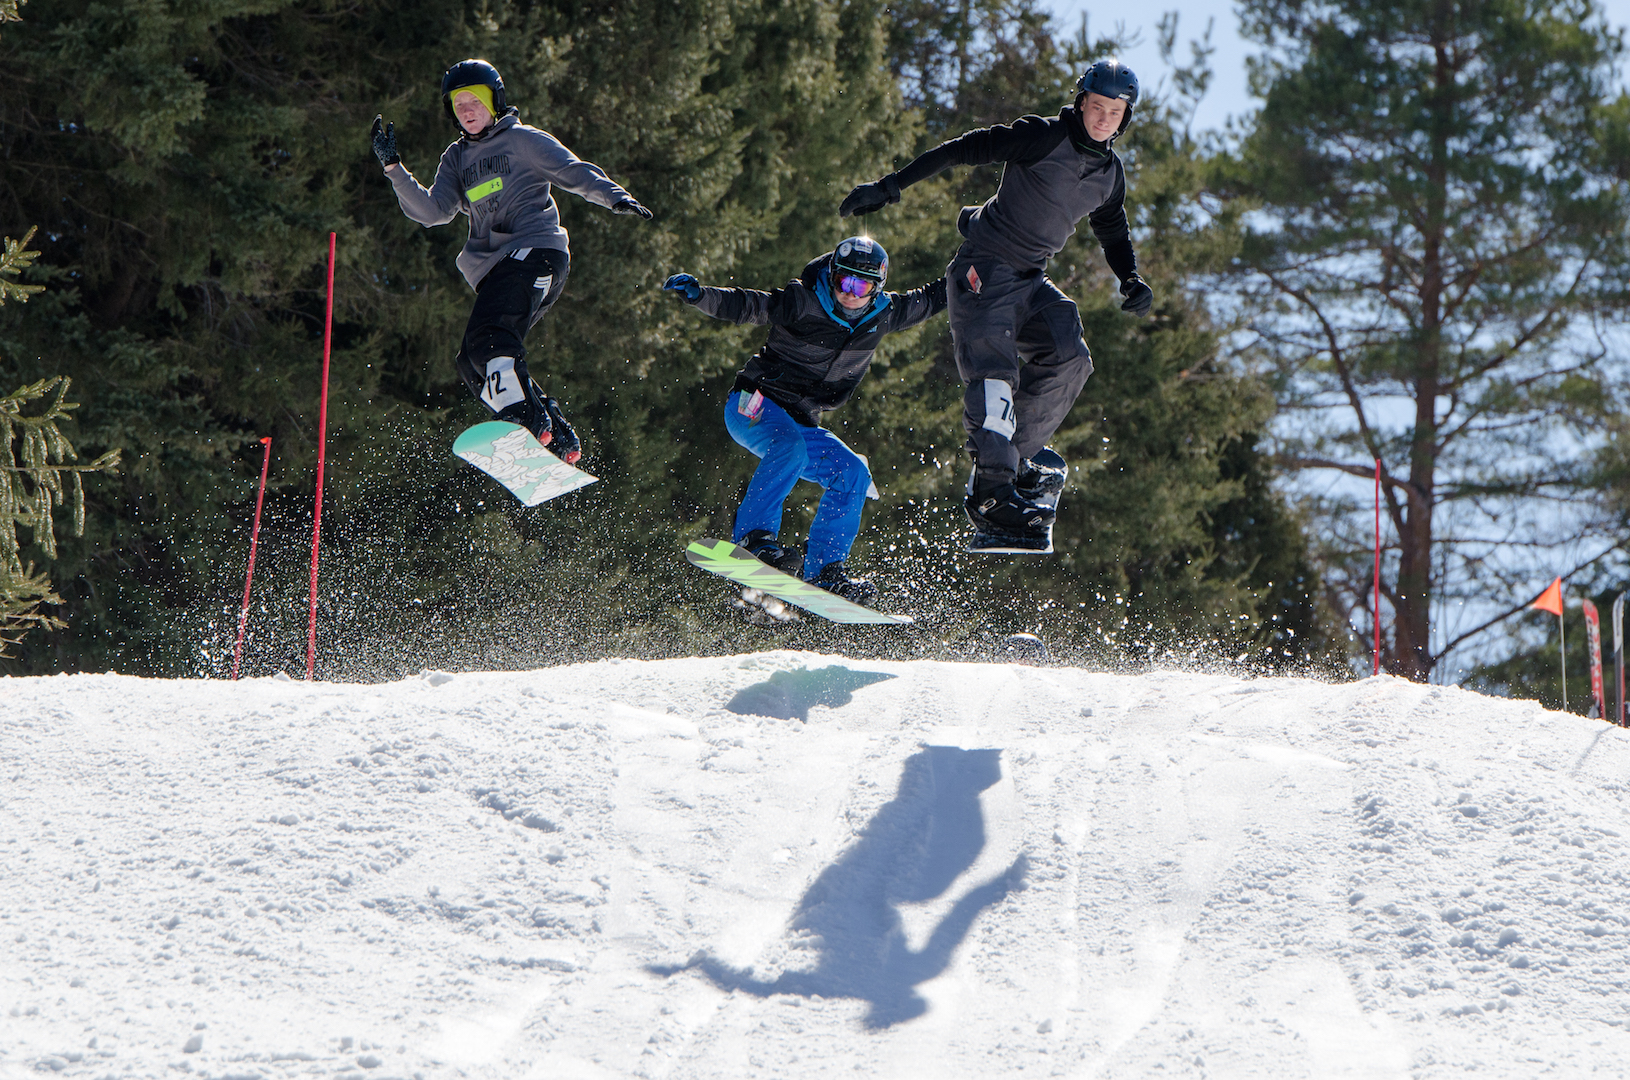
{"left": 688, "top": 254, "right": 948, "bottom": 427}
{"left": 894, "top": 107, "right": 1136, "bottom": 276}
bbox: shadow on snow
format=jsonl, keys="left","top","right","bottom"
{"left": 725, "top": 666, "right": 897, "bottom": 722}
{"left": 650, "top": 745, "right": 1028, "bottom": 1028}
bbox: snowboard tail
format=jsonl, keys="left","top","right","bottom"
{"left": 453, "top": 421, "right": 596, "bottom": 506}
{"left": 686, "top": 539, "right": 912, "bottom": 625}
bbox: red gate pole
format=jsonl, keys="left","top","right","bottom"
{"left": 1374, "top": 458, "right": 1382, "bottom": 676}
{"left": 232, "top": 436, "right": 274, "bottom": 680}
{"left": 306, "top": 231, "right": 336, "bottom": 681}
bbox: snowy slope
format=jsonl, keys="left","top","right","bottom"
{"left": 4, "top": 654, "right": 1630, "bottom": 1079}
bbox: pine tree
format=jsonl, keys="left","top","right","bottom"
{"left": 844, "top": 7, "right": 1341, "bottom": 667}
{"left": 1, "top": 0, "right": 1337, "bottom": 675}
{"left": 0, "top": 228, "right": 121, "bottom": 655}
{"left": 1219, "top": 0, "right": 1630, "bottom": 680}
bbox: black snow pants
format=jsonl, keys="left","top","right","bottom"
{"left": 453, "top": 246, "right": 571, "bottom": 432}
{"left": 945, "top": 244, "right": 1094, "bottom": 483}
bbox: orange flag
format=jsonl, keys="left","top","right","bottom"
{"left": 1532, "top": 577, "right": 1565, "bottom": 617}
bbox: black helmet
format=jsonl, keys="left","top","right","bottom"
{"left": 441, "top": 59, "right": 507, "bottom": 120}
{"left": 832, "top": 235, "right": 888, "bottom": 288}
{"left": 1074, "top": 59, "right": 1139, "bottom": 141}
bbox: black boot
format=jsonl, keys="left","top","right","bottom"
{"left": 812, "top": 561, "right": 878, "bottom": 606}
{"left": 540, "top": 396, "right": 581, "bottom": 463}
{"left": 1016, "top": 453, "right": 1066, "bottom": 500}
{"left": 741, "top": 530, "right": 804, "bottom": 577}
{"left": 497, "top": 396, "right": 550, "bottom": 443}
{"left": 964, "top": 481, "right": 1056, "bottom": 535}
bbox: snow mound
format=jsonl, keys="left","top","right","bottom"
{"left": 3, "top": 653, "right": 1629, "bottom": 1078}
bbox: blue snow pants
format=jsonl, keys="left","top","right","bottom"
{"left": 724, "top": 391, "right": 872, "bottom": 579}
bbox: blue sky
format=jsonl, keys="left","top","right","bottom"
{"left": 1042, "top": 0, "right": 1630, "bottom": 136}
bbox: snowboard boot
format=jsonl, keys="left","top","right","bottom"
{"left": 741, "top": 530, "right": 804, "bottom": 578}
{"left": 497, "top": 396, "right": 551, "bottom": 445}
{"left": 540, "top": 397, "right": 581, "bottom": 464}
{"left": 1016, "top": 453, "right": 1066, "bottom": 500}
{"left": 964, "top": 465, "right": 1056, "bottom": 551}
{"left": 812, "top": 561, "right": 878, "bottom": 606}
{"left": 965, "top": 481, "right": 1055, "bottom": 535}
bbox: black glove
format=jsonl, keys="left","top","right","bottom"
{"left": 839, "top": 173, "right": 902, "bottom": 217}
{"left": 370, "top": 115, "right": 400, "bottom": 168}
{"left": 1120, "top": 274, "right": 1153, "bottom": 318}
{"left": 613, "top": 198, "right": 653, "bottom": 220}
{"left": 924, "top": 276, "right": 948, "bottom": 312}
{"left": 662, "top": 273, "right": 702, "bottom": 303}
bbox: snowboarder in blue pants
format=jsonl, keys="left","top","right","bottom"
{"left": 664, "top": 238, "right": 946, "bottom": 604}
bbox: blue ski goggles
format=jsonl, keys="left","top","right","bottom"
{"left": 835, "top": 272, "right": 880, "bottom": 299}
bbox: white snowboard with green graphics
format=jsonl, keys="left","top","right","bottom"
{"left": 685, "top": 539, "right": 913, "bottom": 625}
{"left": 452, "top": 421, "right": 596, "bottom": 506}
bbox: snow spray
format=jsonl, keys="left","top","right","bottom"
{"left": 232, "top": 436, "right": 273, "bottom": 680}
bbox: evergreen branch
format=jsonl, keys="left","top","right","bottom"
{"left": 1260, "top": 271, "right": 1384, "bottom": 460}
{"left": 0, "top": 456, "right": 122, "bottom": 474}
{"left": 0, "top": 227, "right": 44, "bottom": 306}
{"left": 1275, "top": 454, "right": 1383, "bottom": 482}
{"left": 1442, "top": 257, "right": 1590, "bottom": 394}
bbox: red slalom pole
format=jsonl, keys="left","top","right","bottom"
{"left": 232, "top": 437, "right": 274, "bottom": 680}
{"left": 1374, "top": 458, "right": 1382, "bottom": 676}
{"left": 306, "top": 232, "right": 336, "bottom": 681}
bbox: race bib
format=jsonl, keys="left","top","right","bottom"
{"left": 480, "top": 356, "right": 526, "bottom": 412}
{"left": 981, "top": 379, "right": 1016, "bottom": 439}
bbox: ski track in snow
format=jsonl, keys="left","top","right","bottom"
{"left": 3, "top": 654, "right": 1630, "bottom": 1078}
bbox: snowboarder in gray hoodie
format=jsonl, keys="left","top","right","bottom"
{"left": 371, "top": 59, "right": 651, "bottom": 462}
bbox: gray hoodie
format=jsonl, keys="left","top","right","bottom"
{"left": 386, "top": 112, "right": 633, "bottom": 289}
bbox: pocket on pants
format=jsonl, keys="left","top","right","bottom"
{"left": 1041, "top": 300, "right": 1090, "bottom": 364}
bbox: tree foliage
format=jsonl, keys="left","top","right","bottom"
{"left": 0, "top": 228, "right": 121, "bottom": 654}
{"left": 0, "top": 0, "right": 1336, "bottom": 677}
{"left": 1219, "top": 0, "right": 1630, "bottom": 680}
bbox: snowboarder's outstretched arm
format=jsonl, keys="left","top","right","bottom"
{"left": 882, "top": 277, "right": 948, "bottom": 334}
{"left": 662, "top": 274, "right": 797, "bottom": 326}
{"left": 370, "top": 115, "right": 464, "bottom": 226}
{"left": 839, "top": 117, "right": 1060, "bottom": 217}
{"left": 384, "top": 149, "right": 465, "bottom": 227}
{"left": 528, "top": 129, "right": 651, "bottom": 218}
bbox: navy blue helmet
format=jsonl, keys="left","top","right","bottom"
{"left": 832, "top": 235, "right": 888, "bottom": 287}
{"left": 1074, "top": 59, "right": 1140, "bottom": 141}
{"left": 441, "top": 59, "right": 507, "bottom": 120}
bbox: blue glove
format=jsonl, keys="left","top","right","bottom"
{"left": 663, "top": 273, "right": 702, "bottom": 303}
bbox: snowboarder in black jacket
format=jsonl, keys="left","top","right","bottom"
{"left": 371, "top": 59, "right": 652, "bottom": 463}
{"left": 663, "top": 238, "right": 947, "bottom": 604}
{"left": 839, "top": 60, "right": 1152, "bottom": 550}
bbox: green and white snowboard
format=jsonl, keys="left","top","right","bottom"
{"left": 452, "top": 421, "right": 596, "bottom": 506}
{"left": 685, "top": 539, "right": 913, "bottom": 625}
